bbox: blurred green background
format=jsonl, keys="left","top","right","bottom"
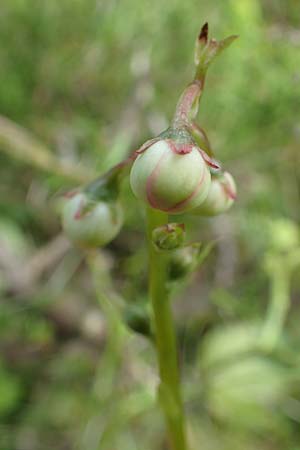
{"left": 1, "top": 0, "right": 300, "bottom": 449}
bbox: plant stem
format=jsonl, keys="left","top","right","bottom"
{"left": 146, "top": 207, "right": 188, "bottom": 450}
{"left": 260, "top": 263, "right": 290, "bottom": 352}
{"left": 86, "top": 250, "right": 127, "bottom": 396}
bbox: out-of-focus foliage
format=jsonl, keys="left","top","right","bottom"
{"left": 0, "top": 0, "right": 300, "bottom": 449}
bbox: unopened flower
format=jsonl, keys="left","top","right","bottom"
{"left": 61, "top": 162, "right": 128, "bottom": 248}
{"left": 192, "top": 171, "right": 236, "bottom": 216}
{"left": 169, "top": 243, "right": 202, "bottom": 280}
{"left": 130, "top": 128, "right": 217, "bottom": 214}
{"left": 62, "top": 192, "right": 123, "bottom": 248}
{"left": 152, "top": 223, "right": 185, "bottom": 251}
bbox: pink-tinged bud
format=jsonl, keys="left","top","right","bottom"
{"left": 192, "top": 171, "right": 236, "bottom": 216}
{"left": 130, "top": 139, "right": 211, "bottom": 214}
{"left": 62, "top": 192, "right": 123, "bottom": 248}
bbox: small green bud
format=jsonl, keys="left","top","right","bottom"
{"left": 168, "top": 241, "right": 214, "bottom": 280}
{"left": 152, "top": 223, "right": 185, "bottom": 251}
{"left": 130, "top": 133, "right": 212, "bottom": 214}
{"left": 169, "top": 243, "right": 202, "bottom": 280}
{"left": 192, "top": 171, "right": 236, "bottom": 216}
{"left": 62, "top": 192, "right": 123, "bottom": 248}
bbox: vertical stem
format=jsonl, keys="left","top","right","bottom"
{"left": 84, "top": 250, "right": 129, "bottom": 450}
{"left": 86, "top": 250, "right": 127, "bottom": 400}
{"left": 146, "top": 207, "right": 188, "bottom": 450}
{"left": 260, "top": 264, "right": 290, "bottom": 352}
{"left": 172, "top": 80, "right": 204, "bottom": 128}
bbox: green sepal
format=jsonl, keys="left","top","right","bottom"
{"left": 188, "top": 122, "right": 213, "bottom": 157}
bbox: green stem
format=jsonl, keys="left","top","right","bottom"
{"left": 86, "top": 250, "right": 127, "bottom": 398}
{"left": 172, "top": 79, "right": 204, "bottom": 128}
{"left": 260, "top": 264, "right": 290, "bottom": 352}
{"left": 146, "top": 207, "right": 188, "bottom": 450}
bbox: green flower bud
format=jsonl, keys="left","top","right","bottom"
{"left": 169, "top": 243, "right": 202, "bottom": 280}
{"left": 192, "top": 171, "right": 236, "bottom": 216}
{"left": 268, "top": 219, "right": 299, "bottom": 253}
{"left": 62, "top": 192, "right": 123, "bottom": 248}
{"left": 152, "top": 223, "right": 185, "bottom": 251}
{"left": 201, "top": 323, "right": 289, "bottom": 431}
{"left": 130, "top": 132, "right": 212, "bottom": 214}
{"left": 169, "top": 241, "right": 214, "bottom": 281}
{"left": 206, "top": 355, "right": 288, "bottom": 431}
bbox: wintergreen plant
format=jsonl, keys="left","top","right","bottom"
{"left": 61, "top": 23, "right": 238, "bottom": 450}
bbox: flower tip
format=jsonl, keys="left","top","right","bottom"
{"left": 221, "top": 34, "right": 239, "bottom": 48}
{"left": 198, "top": 22, "right": 209, "bottom": 43}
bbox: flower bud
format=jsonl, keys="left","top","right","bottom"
{"left": 62, "top": 192, "right": 123, "bottom": 248}
{"left": 152, "top": 223, "right": 185, "bottom": 251}
{"left": 268, "top": 219, "right": 299, "bottom": 253}
{"left": 169, "top": 243, "right": 202, "bottom": 280}
{"left": 130, "top": 131, "right": 212, "bottom": 214}
{"left": 192, "top": 171, "right": 236, "bottom": 216}
{"left": 61, "top": 162, "right": 130, "bottom": 248}
{"left": 201, "top": 323, "right": 288, "bottom": 431}
{"left": 169, "top": 241, "right": 214, "bottom": 281}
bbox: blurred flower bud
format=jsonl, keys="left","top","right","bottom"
{"left": 169, "top": 243, "right": 202, "bottom": 280}
{"left": 152, "top": 223, "right": 185, "bottom": 251}
{"left": 169, "top": 241, "right": 214, "bottom": 281}
{"left": 201, "top": 322, "right": 260, "bottom": 370}
{"left": 192, "top": 171, "right": 236, "bottom": 216}
{"left": 200, "top": 323, "right": 289, "bottom": 432}
{"left": 206, "top": 355, "right": 288, "bottom": 431}
{"left": 130, "top": 128, "right": 213, "bottom": 214}
{"left": 62, "top": 192, "right": 123, "bottom": 248}
{"left": 268, "top": 218, "right": 299, "bottom": 253}
{"left": 61, "top": 163, "right": 128, "bottom": 248}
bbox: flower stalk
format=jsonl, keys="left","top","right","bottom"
{"left": 147, "top": 207, "right": 188, "bottom": 450}
{"left": 60, "top": 22, "right": 239, "bottom": 450}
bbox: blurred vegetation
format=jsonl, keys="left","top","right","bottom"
{"left": 0, "top": 0, "right": 300, "bottom": 449}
